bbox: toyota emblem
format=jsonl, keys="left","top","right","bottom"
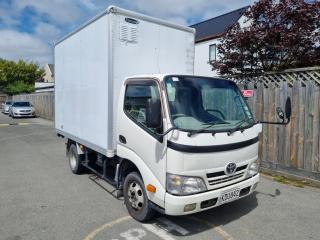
{"left": 225, "top": 163, "right": 237, "bottom": 175}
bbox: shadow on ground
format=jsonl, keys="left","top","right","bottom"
{"left": 150, "top": 187, "right": 281, "bottom": 237}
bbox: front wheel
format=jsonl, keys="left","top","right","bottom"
{"left": 123, "top": 172, "right": 155, "bottom": 222}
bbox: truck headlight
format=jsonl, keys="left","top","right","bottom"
{"left": 166, "top": 173, "right": 207, "bottom": 195}
{"left": 247, "top": 160, "right": 260, "bottom": 177}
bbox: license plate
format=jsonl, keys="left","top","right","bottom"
{"left": 220, "top": 189, "right": 240, "bottom": 204}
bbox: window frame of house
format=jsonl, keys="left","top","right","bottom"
{"left": 209, "top": 44, "right": 217, "bottom": 62}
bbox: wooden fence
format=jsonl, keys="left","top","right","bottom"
{"left": 238, "top": 80, "right": 320, "bottom": 181}
{"left": 13, "top": 92, "right": 54, "bottom": 120}
{"left": 0, "top": 94, "right": 7, "bottom": 107}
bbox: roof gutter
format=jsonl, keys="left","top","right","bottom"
{"left": 195, "top": 33, "right": 224, "bottom": 43}
{"left": 107, "top": 5, "right": 195, "bottom": 34}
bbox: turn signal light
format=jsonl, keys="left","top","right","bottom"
{"left": 184, "top": 203, "right": 196, "bottom": 212}
{"left": 146, "top": 184, "right": 156, "bottom": 193}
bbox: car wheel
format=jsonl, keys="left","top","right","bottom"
{"left": 123, "top": 172, "right": 155, "bottom": 222}
{"left": 68, "top": 144, "right": 85, "bottom": 174}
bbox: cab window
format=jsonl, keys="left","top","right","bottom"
{"left": 124, "top": 81, "right": 162, "bottom": 134}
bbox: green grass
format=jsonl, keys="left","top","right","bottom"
{"left": 273, "top": 175, "right": 305, "bottom": 188}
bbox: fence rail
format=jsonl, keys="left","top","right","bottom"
{"left": 231, "top": 66, "right": 320, "bottom": 87}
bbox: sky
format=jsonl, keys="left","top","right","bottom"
{"left": 0, "top": 0, "right": 254, "bottom": 66}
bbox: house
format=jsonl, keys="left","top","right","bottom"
{"left": 191, "top": 6, "right": 249, "bottom": 76}
{"left": 35, "top": 82, "right": 54, "bottom": 93}
{"left": 42, "top": 64, "right": 54, "bottom": 83}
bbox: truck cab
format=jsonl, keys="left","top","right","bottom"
{"left": 115, "top": 74, "right": 261, "bottom": 219}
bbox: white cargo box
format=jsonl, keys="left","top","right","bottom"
{"left": 54, "top": 6, "right": 195, "bottom": 157}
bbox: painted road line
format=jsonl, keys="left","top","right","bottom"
{"left": 188, "top": 216, "right": 233, "bottom": 240}
{"left": 142, "top": 224, "right": 176, "bottom": 240}
{"left": 120, "top": 228, "right": 147, "bottom": 240}
{"left": 82, "top": 215, "right": 131, "bottom": 240}
{"left": 157, "top": 217, "right": 190, "bottom": 236}
{"left": 0, "top": 123, "right": 30, "bottom": 127}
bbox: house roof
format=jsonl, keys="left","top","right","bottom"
{"left": 48, "top": 64, "right": 54, "bottom": 74}
{"left": 190, "top": 6, "right": 249, "bottom": 43}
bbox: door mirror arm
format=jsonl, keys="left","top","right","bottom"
{"left": 256, "top": 118, "right": 290, "bottom": 125}
{"left": 256, "top": 97, "right": 291, "bottom": 125}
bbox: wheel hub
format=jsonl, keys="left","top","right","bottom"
{"left": 127, "top": 181, "right": 144, "bottom": 210}
{"left": 70, "top": 153, "right": 77, "bottom": 169}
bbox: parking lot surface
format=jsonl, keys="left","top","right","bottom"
{"left": 0, "top": 113, "right": 320, "bottom": 240}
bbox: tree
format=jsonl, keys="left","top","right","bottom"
{"left": 0, "top": 59, "right": 44, "bottom": 95}
{"left": 211, "top": 0, "right": 320, "bottom": 75}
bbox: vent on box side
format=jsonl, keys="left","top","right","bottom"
{"left": 120, "top": 24, "right": 138, "bottom": 43}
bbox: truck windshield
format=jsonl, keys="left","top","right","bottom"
{"left": 164, "top": 76, "right": 254, "bottom": 133}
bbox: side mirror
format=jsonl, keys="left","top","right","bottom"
{"left": 276, "top": 107, "right": 285, "bottom": 121}
{"left": 257, "top": 97, "right": 292, "bottom": 125}
{"left": 146, "top": 98, "right": 161, "bottom": 129}
{"left": 285, "top": 97, "right": 291, "bottom": 120}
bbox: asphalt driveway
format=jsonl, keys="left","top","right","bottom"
{"left": 0, "top": 113, "right": 319, "bottom": 240}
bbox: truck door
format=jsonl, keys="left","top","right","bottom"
{"left": 117, "top": 79, "right": 167, "bottom": 192}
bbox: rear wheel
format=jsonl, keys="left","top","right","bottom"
{"left": 68, "top": 144, "right": 85, "bottom": 174}
{"left": 123, "top": 172, "right": 155, "bottom": 222}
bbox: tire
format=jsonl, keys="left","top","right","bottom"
{"left": 68, "top": 144, "right": 85, "bottom": 174}
{"left": 123, "top": 172, "right": 155, "bottom": 222}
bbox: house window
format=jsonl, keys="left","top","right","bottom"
{"left": 209, "top": 44, "right": 216, "bottom": 61}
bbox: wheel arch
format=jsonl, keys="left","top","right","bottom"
{"left": 117, "top": 144, "right": 166, "bottom": 208}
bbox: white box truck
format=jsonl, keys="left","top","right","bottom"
{"left": 55, "top": 6, "right": 291, "bottom": 222}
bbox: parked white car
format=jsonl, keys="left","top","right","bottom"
{"left": 9, "top": 101, "right": 35, "bottom": 118}
{"left": 2, "top": 101, "right": 13, "bottom": 114}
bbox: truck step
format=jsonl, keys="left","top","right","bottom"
{"left": 82, "top": 162, "right": 117, "bottom": 187}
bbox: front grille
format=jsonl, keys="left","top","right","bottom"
{"left": 20, "top": 110, "right": 31, "bottom": 113}
{"left": 206, "top": 164, "right": 247, "bottom": 179}
{"left": 207, "top": 164, "right": 247, "bottom": 186}
{"left": 208, "top": 172, "right": 244, "bottom": 185}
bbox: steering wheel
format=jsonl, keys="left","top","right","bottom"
{"left": 205, "top": 109, "right": 226, "bottom": 120}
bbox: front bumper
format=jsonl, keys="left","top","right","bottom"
{"left": 12, "top": 112, "right": 35, "bottom": 117}
{"left": 164, "top": 173, "right": 259, "bottom": 215}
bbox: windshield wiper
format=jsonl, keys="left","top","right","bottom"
{"left": 227, "top": 117, "right": 255, "bottom": 135}
{"left": 187, "top": 120, "right": 230, "bottom": 137}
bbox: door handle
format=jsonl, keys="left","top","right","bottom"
{"left": 119, "top": 135, "right": 127, "bottom": 144}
